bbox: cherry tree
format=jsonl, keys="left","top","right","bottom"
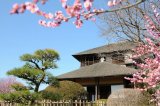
{"left": 0, "top": 77, "right": 17, "bottom": 93}
{"left": 10, "top": 0, "right": 145, "bottom": 28}
{"left": 125, "top": 2, "right": 160, "bottom": 105}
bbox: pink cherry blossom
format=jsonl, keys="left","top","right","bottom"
{"left": 84, "top": 0, "right": 93, "bottom": 11}
{"left": 107, "top": 0, "right": 123, "bottom": 7}
{"left": 10, "top": 3, "right": 19, "bottom": 14}
{"left": 74, "top": 19, "right": 83, "bottom": 28}
{"left": 13, "top": 3, "right": 19, "bottom": 10}
{"left": 60, "top": 0, "right": 67, "bottom": 8}
{"left": 108, "top": 1, "right": 113, "bottom": 7}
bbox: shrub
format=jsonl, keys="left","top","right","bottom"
{"left": 44, "top": 81, "right": 87, "bottom": 100}
{"left": 107, "top": 88, "right": 155, "bottom": 106}
{"left": 41, "top": 90, "right": 62, "bottom": 101}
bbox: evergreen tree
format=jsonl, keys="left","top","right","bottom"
{"left": 7, "top": 49, "right": 59, "bottom": 93}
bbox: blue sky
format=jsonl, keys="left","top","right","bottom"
{"left": 0, "top": 1, "right": 108, "bottom": 89}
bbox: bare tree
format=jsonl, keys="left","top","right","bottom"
{"left": 98, "top": 0, "right": 160, "bottom": 43}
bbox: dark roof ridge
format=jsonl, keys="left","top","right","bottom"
{"left": 73, "top": 41, "right": 137, "bottom": 56}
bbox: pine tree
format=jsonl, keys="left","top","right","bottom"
{"left": 7, "top": 49, "right": 59, "bottom": 92}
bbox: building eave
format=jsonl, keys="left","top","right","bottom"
{"left": 57, "top": 62, "right": 137, "bottom": 80}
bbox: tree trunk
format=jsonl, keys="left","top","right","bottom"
{"left": 34, "top": 84, "right": 39, "bottom": 92}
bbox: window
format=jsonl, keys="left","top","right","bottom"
{"left": 80, "top": 55, "right": 99, "bottom": 67}
{"left": 112, "top": 54, "right": 124, "bottom": 64}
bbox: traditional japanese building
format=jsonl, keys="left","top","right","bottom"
{"left": 57, "top": 41, "right": 138, "bottom": 101}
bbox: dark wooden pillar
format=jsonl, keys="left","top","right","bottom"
{"left": 95, "top": 85, "right": 98, "bottom": 101}
{"left": 95, "top": 78, "right": 100, "bottom": 101}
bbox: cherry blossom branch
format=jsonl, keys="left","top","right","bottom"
{"left": 78, "top": 0, "right": 146, "bottom": 24}
{"left": 99, "top": 0, "right": 146, "bottom": 13}
{"left": 10, "top": 0, "right": 146, "bottom": 28}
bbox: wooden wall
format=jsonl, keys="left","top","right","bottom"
{"left": 73, "top": 76, "right": 124, "bottom": 86}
